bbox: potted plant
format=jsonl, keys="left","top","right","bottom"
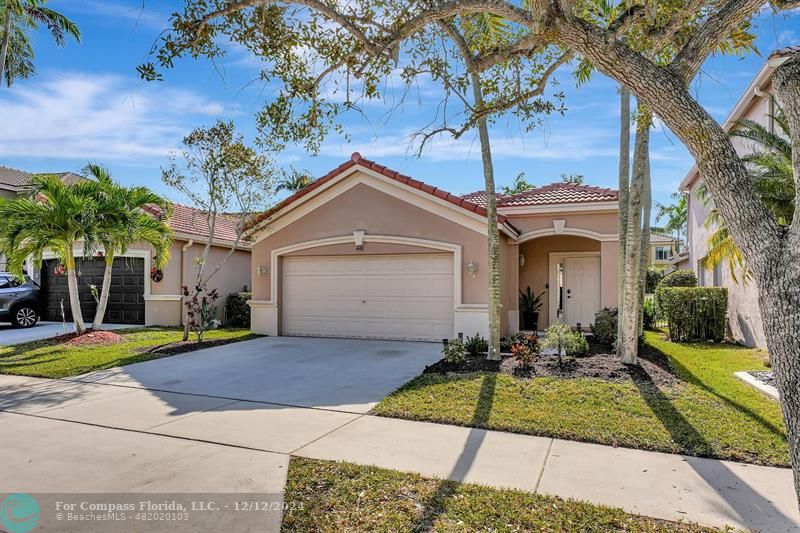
{"left": 519, "top": 286, "right": 545, "bottom": 331}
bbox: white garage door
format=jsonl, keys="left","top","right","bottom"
{"left": 282, "top": 254, "right": 454, "bottom": 341}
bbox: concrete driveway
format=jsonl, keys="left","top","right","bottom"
{"left": 0, "top": 337, "right": 440, "bottom": 531}
{"left": 71, "top": 336, "right": 441, "bottom": 413}
{"left": 0, "top": 321, "right": 142, "bottom": 345}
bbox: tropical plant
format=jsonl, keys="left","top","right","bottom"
{"left": 511, "top": 342, "right": 537, "bottom": 368}
{"left": 0, "top": 174, "right": 98, "bottom": 333}
{"left": 518, "top": 286, "right": 545, "bottom": 330}
{"left": 0, "top": 0, "right": 80, "bottom": 86}
{"left": 464, "top": 334, "right": 488, "bottom": 356}
{"left": 654, "top": 192, "right": 688, "bottom": 252}
{"left": 275, "top": 169, "right": 313, "bottom": 193}
{"left": 560, "top": 173, "right": 584, "bottom": 185}
{"left": 182, "top": 283, "right": 220, "bottom": 342}
{"left": 698, "top": 105, "right": 794, "bottom": 281}
{"left": 500, "top": 172, "right": 535, "bottom": 195}
{"left": 81, "top": 164, "right": 174, "bottom": 330}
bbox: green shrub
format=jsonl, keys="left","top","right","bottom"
{"left": 500, "top": 336, "right": 514, "bottom": 352}
{"left": 568, "top": 332, "right": 589, "bottom": 356}
{"left": 645, "top": 265, "right": 666, "bottom": 293}
{"left": 464, "top": 334, "right": 488, "bottom": 356}
{"left": 591, "top": 307, "right": 618, "bottom": 348}
{"left": 442, "top": 339, "right": 467, "bottom": 364}
{"left": 658, "top": 269, "right": 697, "bottom": 288}
{"left": 655, "top": 287, "right": 727, "bottom": 342}
{"left": 224, "top": 291, "right": 252, "bottom": 327}
{"left": 542, "top": 322, "right": 578, "bottom": 366}
{"left": 642, "top": 297, "right": 656, "bottom": 330}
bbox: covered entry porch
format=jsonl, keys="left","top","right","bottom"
{"left": 514, "top": 234, "right": 618, "bottom": 331}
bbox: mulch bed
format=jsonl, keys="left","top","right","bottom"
{"left": 424, "top": 337, "right": 678, "bottom": 386}
{"left": 136, "top": 337, "right": 250, "bottom": 356}
{"left": 51, "top": 330, "right": 125, "bottom": 346}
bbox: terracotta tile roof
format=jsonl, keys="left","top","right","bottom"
{"left": 247, "top": 152, "right": 516, "bottom": 233}
{"left": 650, "top": 231, "right": 676, "bottom": 243}
{"left": 147, "top": 203, "right": 247, "bottom": 246}
{"left": 769, "top": 46, "right": 800, "bottom": 58}
{"left": 0, "top": 166, "right": 34, "bottom": 187}
{"left": 496, "top": 183, "right": 618, "bottom": 207}
{"left": 461, "top": 190, "right": 509, "bottom": 207}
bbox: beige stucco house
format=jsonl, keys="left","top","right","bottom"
{"left": 678, "top": 46, "right": 797, "bottom": 349}
{"left": 247, "top": 152, "right": 620, "bottom": 341}
{"left": 648, "top": 231, "right": 678, "bottom": 266}
{"left": 0, "top": 165, "right": 250, "bottom": 327}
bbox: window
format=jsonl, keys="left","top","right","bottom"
{"left": 655, "top": 246, "right": 672, "bottom": 261}
{"left": 0, "top": 277, "right": 11, "bottom": 290}
{"left": 697, "top": 259, "right": 707, "bottom": 286}
{"left": 713, "top": 262, "right": 722, "bottom": 287}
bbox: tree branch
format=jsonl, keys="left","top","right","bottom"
{"left": 670, "top": 0, "right": 765, "bottom": 81}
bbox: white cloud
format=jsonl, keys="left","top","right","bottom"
{"left": 0, "top": 71, "right": 237, "bottom": 162}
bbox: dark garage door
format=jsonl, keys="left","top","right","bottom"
{"left": 41, "top": 257, "right": 145, "bottom": 325}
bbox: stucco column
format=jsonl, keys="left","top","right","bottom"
{"left": 600, "top": 241, "right": 619, "bottom": 310}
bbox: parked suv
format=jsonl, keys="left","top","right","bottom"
{"left": 0, "top": 273, "right": 40, "bottom": 328}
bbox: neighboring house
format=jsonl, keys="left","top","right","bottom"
{"left": 247, "top": 152, "right": 620, "bottom": 341}
{"left": 0, "top": 165, "right": 251, "bottom": 326}
{"left": 678, "top": 46, "right": 797, "bottom": 348}
{"left": 649, "top": 231, "right": 678, "bottom": 266}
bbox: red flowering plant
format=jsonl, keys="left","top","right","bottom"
{"left": 182, "top": 283, "right": 220, "bottom": 342}
{"left": 511, "top": 343, "right": 538, "bottom": 369}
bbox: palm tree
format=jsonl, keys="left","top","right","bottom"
{"left": 0, "top": 174, "right": 98, "bottom": 333}
{"left": 83, "top": 164, "right": 174, "bottom": 330}
{"left": 654, "top": 192, "right": 688, "bottom": 252}
{"left": 699, "top": 105, "right": 794, "bottom": 281}
{"left": 275, "top": 171, "right": 313, "bottom": 193}
{"left": 0, "top": 0, "right": 80, "bottom": 87}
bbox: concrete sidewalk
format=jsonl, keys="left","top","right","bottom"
{"left": 2, "top": 374, "right": 798, "bottom": 531}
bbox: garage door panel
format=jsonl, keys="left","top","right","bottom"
{"left": 282, "top": 254, "right": 454, "bottom": 341}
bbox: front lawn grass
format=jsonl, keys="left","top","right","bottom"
{"left": 0, "top": 327, "right": 258, "bottom": 378}
{"left": 372, "top": 331, "right": 788, "bottom": 467}
{"left": 281, "top": 457, "right": 715, "bottom": 532}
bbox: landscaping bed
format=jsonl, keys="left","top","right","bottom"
{"left": 373, "top": 331, "right": 788, "bottom": 467}
{"left": 281, "top": 457, "right": 714, "bottom": 532}
{"left": 425, "top": 338, "right": 677, "bottom": 385}
{"left": 0, "top": 327, "right": 259, "bottom": 378}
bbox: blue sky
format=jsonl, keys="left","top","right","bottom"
{"left": 1, "top": 1, "right": 798, "bottom": 212}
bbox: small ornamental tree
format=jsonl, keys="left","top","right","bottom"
{"left": 163, "top": 120, "right": 278, "bottom": 341}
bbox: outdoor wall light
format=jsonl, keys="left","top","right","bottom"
{"left": 467, "top": 261, "right": 479, "bottom": 279}
{"left": 256, "top": 264, "right": 269, "bottom": 276}
{"left": 519, "top": 253, "right": 526, "bottom": 267}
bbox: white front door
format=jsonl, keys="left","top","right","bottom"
{"left": 564, "top": 256, "right": 600, "bottom": 328}
{"left": 282, "top": 254, "right": 454, "bottom": 341}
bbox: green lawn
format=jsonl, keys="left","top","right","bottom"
{"left": 281, "top": 457, "right": 715, "bottom": 532}
{"left": 0, "top": 327, "right": 258, "bottom": 378}
{"left": 373, "top": 331, "right": 788, "bottom": 467}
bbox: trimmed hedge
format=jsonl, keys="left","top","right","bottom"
{"left": 591, "top": 307, "right": 618, "bottom": 348}
{"left": 645, "top": 265, "right": 666, "bottom": 293}
{"left": 656, "top": 287, "right": 727, "bottom": 342}
{"left": 225, "top": 291, "right": 252, "bottom": 327}
{"left": 658, "top": 269, "right": 697, "bottom": 288}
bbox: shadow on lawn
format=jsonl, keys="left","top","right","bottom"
{"left": 411, "top": 373, "right": 497, "bottom": 531}
{"left": 645, "top": 340, "right": 785, "bottom": 442}
{"left": 629, "top": 356, "right": 794, "bottom": 529}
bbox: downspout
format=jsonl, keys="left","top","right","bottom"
{"left": 180, "top": 240, "right": 194, "bottom": 325}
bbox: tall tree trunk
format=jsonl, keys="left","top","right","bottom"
{"left": 64, "top": 250, "right": 86, "bottom": 334}
{"left": 0, "top": 7, "right": 11, "bottom": 87}
{"left": 772, "top": 53, "right": 800, "bottom": 505}
{"left": 616, "top": 86, "right": 631, "bottom": 353}
{"left": 619, "top": 105, "right": 650, "bottom": 364}
{"left": 471, "top": 71, "right": 501, "bottom": 360}
{"left": 638, "top": 108, "right": 653, "bottom": 337}
{"left": 91, "top": 252, "right": 114, "bottom": 330}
